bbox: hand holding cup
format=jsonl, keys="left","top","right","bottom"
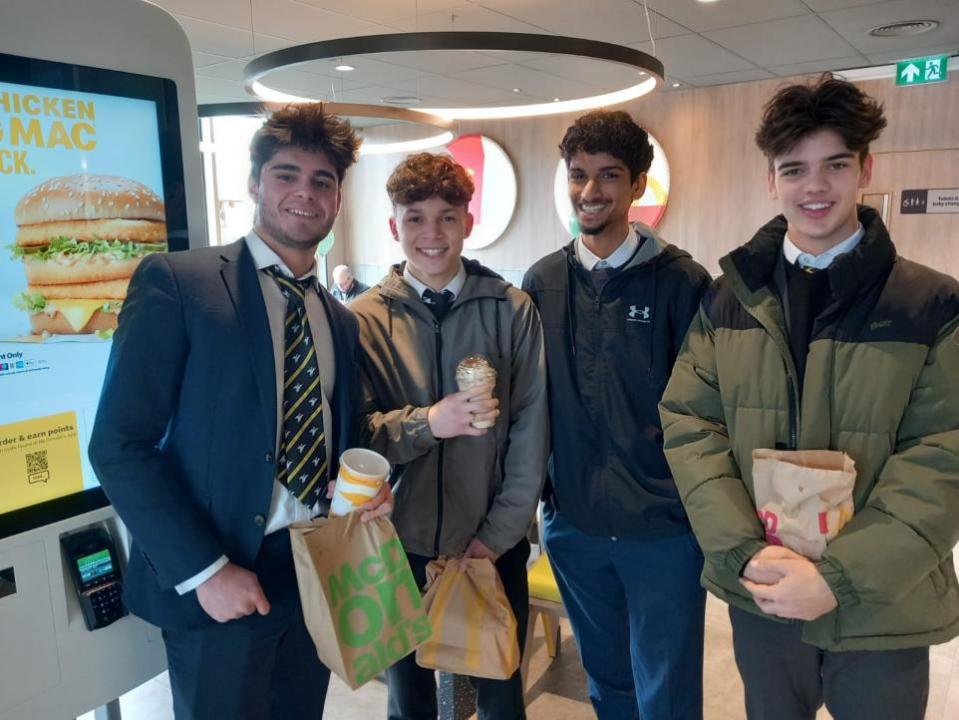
{"left": 329, "top": 448, "right": 391, "bottom": 517}
{"left": 455, "top": 354, "right": 498, "bottom": 429}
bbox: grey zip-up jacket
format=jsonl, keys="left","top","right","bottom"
{"left": 352, "top": 260, "right": 549, "bottom": 558}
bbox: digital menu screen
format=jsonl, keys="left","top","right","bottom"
{"left": 0, "top": 53, "right": 186, "bottom": 538}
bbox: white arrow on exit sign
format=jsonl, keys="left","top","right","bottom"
{"left": 900, "top": 63, "right": 921, "bottom": 82}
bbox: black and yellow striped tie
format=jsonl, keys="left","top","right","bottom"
{"left": 265, "top": 266, "right": 328, "bottom": 508}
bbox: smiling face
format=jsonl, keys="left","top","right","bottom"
{"left": 390, "top": 196, "right": 473, "bottom": 291}
{"left": 249, "top": 146, "right": 341, "bottom": 267}
{"left": 768, "top": 128, "right": 872, "bottom": 255}
{"left": 567, "top": 151, "right": 646, "bottom": 248}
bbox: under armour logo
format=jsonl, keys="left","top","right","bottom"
{"left": 627, "top": 305, "right": 651, "bottom": 323}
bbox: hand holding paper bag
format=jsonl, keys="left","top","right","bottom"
{"left": 415, "top": 556, "right": 520, "bottom": 680}
{"left": 752, "top": 449, "right": 856, "bottom": 561}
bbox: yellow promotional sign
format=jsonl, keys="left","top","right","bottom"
{"left": 0, "top": 411, "right": 84, "bottom": 514}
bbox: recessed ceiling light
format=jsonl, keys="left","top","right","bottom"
{"left": 553, "top": 97, "right": 560, "bottom": 102}
{"left": 512, "top": 87, "right": 521, "bottom": 92}
{"left": 672, "top": 82, "right": 681, "bottom": 88}
{"left": 381, "top": 95, "right": 420, "bottom": 106}
{"left": 869, "top": 19, "right": 939, "bottom": 37}
{"left": 334, "top": 63, "right": 355, "bottom": 72}
{"left": 697, "top": 0, "right": 721, "bottom": 3}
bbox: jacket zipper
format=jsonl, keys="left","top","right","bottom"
{"left": 432, "top": 317, "right": 445, "bottom": 556}
{"left": 592, "top": 287, "right": 613, "bottom": 533}
{"left": 786, "top": 370, "right": 798, "bottom": 450}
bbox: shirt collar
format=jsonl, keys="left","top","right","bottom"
{"left": 244, "top": 230, "right": 318, "bottom": 282}
{"left": 783, "top": 224, "right": 864, "bottom": 270}
{"left": 576, "top": 227, "right": 638, "bottom": 271}
{"left": 402, "top": 260, "right": 467, "bottom": 300}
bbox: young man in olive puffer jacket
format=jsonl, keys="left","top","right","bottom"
{"left": 661, "top": 75, "right": 959, "bottom": 720}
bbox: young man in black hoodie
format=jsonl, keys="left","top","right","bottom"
{"left": 522, "top": 111, "right": 711, "bottom": 719}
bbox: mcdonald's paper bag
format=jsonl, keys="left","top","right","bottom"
{"left": 290, "top": 514, "right": 432, "bottom": 689}
{"left": 415, "top": 556, "right": 520, "bottom": 680}
{"left": 752, "top": 449, "right": 857, "bottom": 560}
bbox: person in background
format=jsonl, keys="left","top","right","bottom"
{"left": 660, "top": 74, "right": 959, "bottom": 720}
{"left": 522, "top": 110, "right": 711, "bottom": 720}
{"left": 352, "top": 152, "right": 549, "bottom": 720}
{"left": 89, "top": 104, "right": 392, "bottom": 720}
{"left": 331, "top": 263, "right": 369, "bottom": 304}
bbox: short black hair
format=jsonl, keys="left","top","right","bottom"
{"left": 559, "top": 110, "right": 654, "bottom": 181}
{"left": 250, "top": 103, "right": 360, "bottom": 183}
{"left": 756, "top": 74, "right": 886, "bottom": 164}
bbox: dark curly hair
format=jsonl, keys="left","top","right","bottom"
{"left": 756, "top": 74, "right": 887, "bottom": 165}
{"left": 386, "top": 152, "right": 475, "bottom": 207}
{"left": 559, "top": 110, "right": 654, "bottom": 181}
{"left": 250, "top": 103, "right": 360, "bottom": 183}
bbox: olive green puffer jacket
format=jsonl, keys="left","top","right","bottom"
{"left": 660, "top": 207, "right": 959, "bottom": 651}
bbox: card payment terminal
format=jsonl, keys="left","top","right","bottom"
{"left": 62, "top": 527, "right": 128, "bottom": 630}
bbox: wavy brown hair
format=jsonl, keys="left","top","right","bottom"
{"left": 387, "top": 152, "right": 475, "bottom": 207}
{"left": 756, "top": 74, "right": 887, "bottom": 164}
{"left": 249, "top": 103, "right": 360, "bottom": 183}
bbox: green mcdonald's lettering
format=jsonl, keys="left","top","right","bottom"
{"left": 380, "top": 538, "right": 407, "bottom": 573}
{"left": 338, "top": 594, "right": 383, "bottom": 647}
{"left": 329, "top": 561, "right": 364, "bottom": 608}
{"left": 358, "top": 554, "right": 385, "bottom": 585}
{"left": 374, "top": 567, "right": 422, "bottom": 625}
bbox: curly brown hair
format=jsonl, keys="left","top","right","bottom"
{"left": 249, "top": 103, "right": 360, "bottom": 183}
{"left": 559, "top": 110, "right": 654, "bottom": 182}
{"left": 756, "top": 74, "right": 887, "bottom": 164}
{"left": 386, "top": 152, "right": 475, "bottom": 207}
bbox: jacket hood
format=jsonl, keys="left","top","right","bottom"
{"left": 561, "top": 221, "right": 689, "bottom": 272}
{"left": 721, "top": 205, "right": 896, "bottom": 306}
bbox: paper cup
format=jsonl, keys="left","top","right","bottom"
{"left": 456, "top": 354, "right": 497, "bottom": 429}
{"left": 330, "top": 448, "right": 390, "bottom": 516}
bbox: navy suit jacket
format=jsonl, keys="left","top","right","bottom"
{"left": 89, "top": 239, "right": 359, "bottom": 630}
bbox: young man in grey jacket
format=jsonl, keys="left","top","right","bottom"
{"left": 351, "top": 152, "right": 549, "bottom": 720}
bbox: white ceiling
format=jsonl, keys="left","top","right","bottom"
{"left": 153, "top": 0, "right": 959, "bottom": 106}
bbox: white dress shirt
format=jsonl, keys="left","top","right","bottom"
{"left": 175, "top": 231, "right": 336, "bottom": 594}
{"left": 783, "top": 224, "right": 864, "bottom": 270}
{"left": 576, "top": 228, "right": 638, "bottom": 271}
{"left": 402, "top": 260, "right": 467, "bottom": 299}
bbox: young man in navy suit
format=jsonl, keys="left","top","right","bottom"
{"left": 89, "top": 104, "right": 392, "bottom": 720}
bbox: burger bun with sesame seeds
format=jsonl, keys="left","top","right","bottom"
{"left": 9, "top": 174, "right": 168, "bottom": 335}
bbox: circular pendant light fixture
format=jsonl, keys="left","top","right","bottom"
{"left": 244, "top": 32, "right": 664, "bottom": 123}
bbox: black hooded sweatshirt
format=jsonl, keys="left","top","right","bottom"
{"left": 523, "top": 227, "right": 710, "bottom": 539}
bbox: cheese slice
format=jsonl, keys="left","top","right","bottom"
{"left": 49, "top": 299, "right": 112, "bottom": 332}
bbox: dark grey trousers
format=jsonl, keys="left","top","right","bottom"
{"left": 729, "top": 605, "right": 929, "bottom": 720}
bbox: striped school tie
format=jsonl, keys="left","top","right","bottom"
{"left": 264, "top": 266, "right": 328, "bottom": 507}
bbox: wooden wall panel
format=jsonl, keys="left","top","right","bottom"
{"left": 339, "top": 75, "right": 959, "bottom": 281}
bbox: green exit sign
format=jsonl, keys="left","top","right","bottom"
{"left": 896, "top": 55, "right": 948, "bottom": 86}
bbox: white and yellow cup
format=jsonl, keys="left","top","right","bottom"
{"left": 330, "top": 448, "right": 390, "bottom": 516}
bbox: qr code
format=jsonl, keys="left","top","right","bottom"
{"left": 27, "top": 450, "right": 50, "bottom": 484}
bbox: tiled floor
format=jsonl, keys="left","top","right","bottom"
{"left": 80, "top": 556, "right": 959, "bottom": 719}
{"left": 79, "top": 592, "right": 959, "bottom": 720}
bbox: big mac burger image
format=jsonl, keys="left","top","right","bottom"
{"left": 10, "top": 174, "right": 167, "bottom": 336}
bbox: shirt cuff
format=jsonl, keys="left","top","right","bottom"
{"left": 175, "top": 555, "right": 229, "bottom": 595}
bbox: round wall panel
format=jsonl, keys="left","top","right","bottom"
{"left": 446, "top": 134, "right": 517, "bottom": 250}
